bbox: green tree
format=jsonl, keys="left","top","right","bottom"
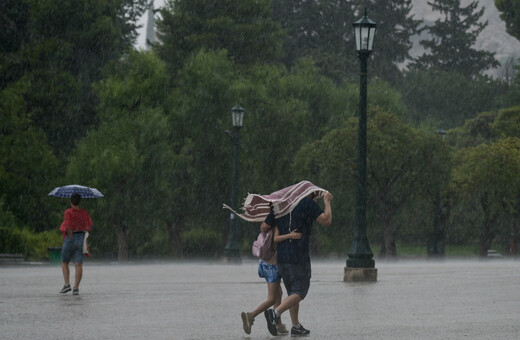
{"left": 156, "top": 0, "right": 284, "bottom": 73}
{"left": 293, "top": 109, "right": 450, "bottom": 257}
{"left": 449, "top": 111, "right": 498, "bottom": 148}
{"left": 448, "top": 105, "right": 520, "bottom": 148}
{"left": 0, "top": 85, "right": 59, "bottom": 231}
{"left": 412, "top": 0, "right": 499, "bottom": 77}
{"left": 0, "top": 0, "right": 148, "bottom": 156}
{"left": 365, "top": 111, "right": 451, "bottom": 257}
{"left": 167, "top": 52, "right": 358, "bottom": 250}
{"left": 67, "top": 51, "right": 180, "bottom": 260}
{"left": 495, "top": 0, "right": 520, "bottom": 41}
{"left": 492, "top": 106, "right": 520, "bottom": 138}
{"left": 399, "top": 69, "right": 503, "bottom": 128}
{"left": 167, "top": 50, "right": 239, "bottom": 239}
{"left": 357, "top": 0, "right": 422, "bottom": 84}
{"left": 448, "top": 107, "right": 520, "bottom": 254}
{"left": 272, "top": 0, "right": 421, "bottom": 85}
{"left": 0, "top": 0, "right": 30, "bottom": 86}
{"left": 453, "top": 138, "right": 520, "bottom": 256}
{"left": 272, "top": 0, "right": 354, "bottom": 83}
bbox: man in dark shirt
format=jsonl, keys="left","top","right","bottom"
{"left": 264, "top": 191, "right": 333, "bottom": 336}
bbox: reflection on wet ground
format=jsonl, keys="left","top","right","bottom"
{"left": 1, "top": 259, "right": 519, "bottom": 339}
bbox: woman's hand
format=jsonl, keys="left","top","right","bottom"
{"left": 289, "top": 229, "right": 303, "bottom": 239}
{"left": 274, "top": 226, "right": 302, "bottom": 243}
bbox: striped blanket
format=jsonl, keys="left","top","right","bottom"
{"left": 223, "top": 180, "right": 327, "bottom": 222}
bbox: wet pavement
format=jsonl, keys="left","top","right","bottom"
{"left": 1, "top": 258, "right": 519, "bottom": 339}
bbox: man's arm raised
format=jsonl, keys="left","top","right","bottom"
{"left": 316, "top": 191, "right": 333, "bottom": 226}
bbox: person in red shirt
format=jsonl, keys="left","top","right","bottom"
{"left": 59, "top": 193, "right": 93, "bottom": 295}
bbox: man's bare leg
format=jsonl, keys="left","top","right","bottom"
{"left": 289, "top": 302, "right": 300, "bottom": 326}
{"left": 275, "top": 293, "right": 302, "bottom": 315}
{"left": 62, "top": 262, "right": 70, "bottom": 285}
{"left": 74, "top": 263, "right": 83, "bottom": 289}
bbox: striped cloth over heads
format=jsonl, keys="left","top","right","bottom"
{"left": 223, "top": 180, "right": 327, "bottom": 222}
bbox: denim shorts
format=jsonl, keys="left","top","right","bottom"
{"left": 278, "top": 262, "right": 311, "bottom": 299}
{"left": 61, "top": 233, "right": 85, "bottom": 264}
{"left": 258, "top": 260, "right": 282, "bottom": 283}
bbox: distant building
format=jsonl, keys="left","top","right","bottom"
{"left": 145, "top": 1, "right": 156, "bottom": 50}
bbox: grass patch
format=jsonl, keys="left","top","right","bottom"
{"left": 368, "top": 244, "right": 481, "bottom": 257}
{"left": 398, "top": 245, "right": 427, "bottom": 256}
{"left": 445, "top": 245, "right": 479, "bottom": 257}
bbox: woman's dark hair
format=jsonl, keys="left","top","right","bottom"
{"left": 71, "top": 193, "right": 82, "bottom": 206}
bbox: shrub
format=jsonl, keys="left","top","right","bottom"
{"left": 182, "top": 227, "right": 222, "bottom": 258}
{"left": 0, "top": 227, "right": 62, "bottom": 260}
{"left": 133, "top": 227, "right": 172, "bottom": 258}
{"left": 20, "top": 229, "right": 63, "bottom": 260}
{"left": 0, "top": 227, "right": 24, "bottom": 254}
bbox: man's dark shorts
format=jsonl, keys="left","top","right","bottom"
{"left": 278, "top": 262, "right": 311, "bottom": 299}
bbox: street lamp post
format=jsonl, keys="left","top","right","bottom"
{"left": 224, "top": 104, "right": 245, "bottom": 260}
{"left": 428, "top": 128, "right": 446, "bottom": 258}
{"left": 344, "top": 10, "right": 378, "bottom": 282}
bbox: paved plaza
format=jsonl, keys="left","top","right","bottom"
{"left": 1, "top": 258, "right": 519, "bottom": 339}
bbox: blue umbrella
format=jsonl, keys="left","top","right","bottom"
{"left": 48, "top": 184, "right": 104, "bottom": 198}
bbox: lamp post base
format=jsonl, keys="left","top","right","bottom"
{"left": 344, "top": 267, "right": 377, "bottom": 282}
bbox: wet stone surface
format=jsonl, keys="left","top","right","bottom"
{"left": 1, "top": 259, "right": 519, "bottom": 339}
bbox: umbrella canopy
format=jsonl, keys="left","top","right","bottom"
{"left": 48, "top": 184, "right": 104, "bottom": 198}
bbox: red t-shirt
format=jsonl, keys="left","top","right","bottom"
{"left": 59, "top": 207, "right": 93, "bottom": 238}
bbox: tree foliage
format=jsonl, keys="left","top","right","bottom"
{"left": 453, "top": 138, "right": 520, "bottom": 256}
{"left": 449, "top": 105, "right": 520, "bottom": 148}
{"left": 399, "top": 69, "right": 504, "bottom": 128}
{"left": 156, "top": 0, "right": 284, "bottom": 73}
{"left": 0, "top": 0, "right": 148, "bottom": 156}
{"left": 495, "top": 0, "right": 520, "bottom": 41}
{"left": 412, "top": 0, "right": 499, "bottom": 77}
{"left": 293, "top": 108, "right": 452, "bottom": 257}
{"left": 67, "top": 51, "right": 180, "bottom": 260}
{"left": 4, "top": 0, "right": 520, "bottom": 260}
{"left": 359, "top": 0, "right": 422, "bottom": 84}
{"left": 0, "top": 85, "right": 59, "bottom": 231}
{"left": 272, "top": 0, "right": 421, "bottom": 85}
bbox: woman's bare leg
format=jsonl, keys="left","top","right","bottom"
{"left": 251, "top": 282, "right": 279, "bottom": 318}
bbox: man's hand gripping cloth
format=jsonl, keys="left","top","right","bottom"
{"left": 223, "top": 180, "right": 327, "bottom": 222}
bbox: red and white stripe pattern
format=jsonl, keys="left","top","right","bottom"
{"left": 223, "top": 180, "right": 327, "bottom": 222}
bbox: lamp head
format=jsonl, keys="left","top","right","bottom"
{"left": 353, "top": 9, "right": 376, "bottom": 53}
{"left": 231, "top": 104, "right": 245, "bottom": 128}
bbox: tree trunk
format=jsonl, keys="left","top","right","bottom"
{"left": 511, "top": 214, "right": 520, "bottom": 256}
{"left": 479, "top": 193, "right": 497, "bottom": 257}
{"left": 439, "top": 198, "right": 451, "bottom": 256}
{"left": 114, "top": 223, "right": 129, "bottom": 261}
{"left": 479, "top": 224, "right": 494, "bottom": 257}
{"left": 379, "top": 214, "right": 397, "bottom": 258}
{"left": 166, "top": 218, "right": 184, "bottom": 258}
